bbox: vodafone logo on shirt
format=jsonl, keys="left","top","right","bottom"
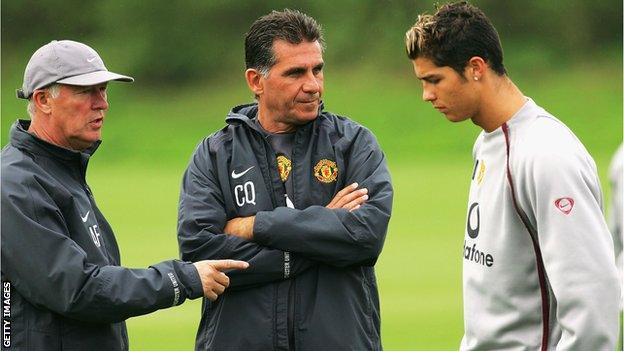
{"left": 554, "top": 197, "right": 574, "bottom": 215}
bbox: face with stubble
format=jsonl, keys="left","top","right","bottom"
{"left": 254, "top": 39, "right": 324, "bottom": 132}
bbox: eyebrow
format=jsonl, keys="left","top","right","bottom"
{"left": 283, "top": 62, "right": 324, "bottom": 76}
{"left": 417, "top": 74, "right": 440, "bottom": 81}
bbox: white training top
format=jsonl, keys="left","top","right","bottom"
{"left": 460, "top": 98, "right": 620, "bottom": 351}
{"left": 609, "top": 143, "right": 623, "bottom": 309}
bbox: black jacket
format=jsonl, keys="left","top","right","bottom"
{"left": 1, "top": 120, "right": 203, "bottom": 351}
{"left": 178, "top": 104, "right": 393, "bottom": 351}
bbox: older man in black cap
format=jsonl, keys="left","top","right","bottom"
{"left": 1, "top": 40, "right": 249, "bottom": 351}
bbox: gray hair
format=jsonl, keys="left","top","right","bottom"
{"left": 27, "top": 84, "right": 61, "bottom": 119}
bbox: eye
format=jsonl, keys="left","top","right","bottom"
{"left": 285, "top": 68, "right": 305, "bottom": 77}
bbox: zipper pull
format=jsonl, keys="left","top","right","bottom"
{"left": 285, "top": 194, "right": 295, "bottom": 209}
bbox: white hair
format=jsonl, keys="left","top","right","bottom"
{"left": 27, "top": 84, "right": 61, "bottom": 119}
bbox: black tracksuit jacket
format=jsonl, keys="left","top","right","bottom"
{"left": 178, "top": 103, "right": 393, "bottom": 351}
{"left": 1, "top": 120, "right": 203, "bottom": 350}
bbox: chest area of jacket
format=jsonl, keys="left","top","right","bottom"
{"left": 217, "top": 132, "right": 346, "bottom": 217}
{"left": 45, "top": 168, "right": 118, "bottom": 265}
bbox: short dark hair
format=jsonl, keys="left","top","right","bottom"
{"left": 405, "top": 1, "right": 506, "bottom": 76}
{"left": 245, "top": 9, "right": 324, "bottom": 75}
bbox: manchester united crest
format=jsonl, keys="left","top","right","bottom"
{"left": 314, "top": 159, "right": 338, "bottom": 183}
{"left": 477, "top": 160, "right": 486, "bottom": 185}
{"left": 277, "top": 155, "right": 292, "bottom": 182}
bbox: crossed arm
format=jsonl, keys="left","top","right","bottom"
{"left": 224, "top": 183, "right": 368, "bottom": 240}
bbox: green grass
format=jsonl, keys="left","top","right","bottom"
{"left": 1, "top": 54, "right": 621, "bottom": 349}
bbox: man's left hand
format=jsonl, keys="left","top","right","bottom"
{"left": 224, "top": 216, "right": 255, "bottom": 240}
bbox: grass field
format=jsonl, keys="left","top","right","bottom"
{"left": 1, "top": 54, "right": 621, "bottom": 350}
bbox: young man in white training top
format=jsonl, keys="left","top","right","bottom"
{"left": 405, "top": 2, "right": 620, "bottom": 350}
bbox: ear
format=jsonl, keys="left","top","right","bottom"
{"left": 245, "top": 68, "right": 264, "bottom": 97}
{"left": 465, "top": 56, "right": 487, "bottom": 81}
{"left": 32, "top": 89, "right": 53, "bottom": 115}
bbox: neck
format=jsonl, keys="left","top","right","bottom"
{"left": 472, "top": 76, "right": 526, "bottom": 132}
{"left": 257, "top": 108, "right": 297, "bottom": 134}
{"left": 28, "top": 116, "right": 79, "bottom": 151}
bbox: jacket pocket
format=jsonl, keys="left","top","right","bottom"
{"left": 200, "top": 288, "right": 275, "bottom": 351}
{"left": 361, "top": 267, "right": 376, "bottom": 337}
{"left": 198, "top": 294, "right": 227, "bottom": 350}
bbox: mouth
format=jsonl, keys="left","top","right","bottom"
{"left": 433, "top": 105, "right": 447, "bottom": 113}
{"left": 90, "top": 117, "right": 104, "bottom": 128}
{"left": 297, "top": 94, "right": 320, "bottom": 103}
{"left": 297, "top": 99, "right": 318, "bottom": 104}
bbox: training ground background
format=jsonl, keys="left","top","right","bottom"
{"left": 2, "top": 1, "right": 622, "bottom": 349}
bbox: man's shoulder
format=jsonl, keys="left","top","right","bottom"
{"left": 515, "top": 105, "right": 585, "bottom": 157}
{"left": 319, "top": 110, "right": 361, "bottom": 127}
{"left": 514, "top": 111, "right": 595, "bottom": 175}
{"left": 190, "top": 125, "right": 232, "bottom": 156}
{"left": 207, "top": 126, "right": 233, "bottom": 148}
{"left": 317, "top": 111, "right": 374, "bottom": 140}
{"left": 1, "top": 145, "right": 45, "bottom": 193}
{"left": 2, "top": 144, "right": 33, "bottom": 175}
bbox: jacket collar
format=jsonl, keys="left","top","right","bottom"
{"left": 9, "top": 119, "right": 101, "bottom": 162}
{"left": 225, "top": 101, "right": 326, "bottom": 133}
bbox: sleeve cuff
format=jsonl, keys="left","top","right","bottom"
{"left": 174, "top": 260, "right": 204, "bottom": 301}
{"left": 253, "top": 211, "right": 270, "bottom": 245}
{"left": 283, "top": 251, "right": 291, "bottom": 279}
{"left": 253, "top": 212, "right": 290, "bottom": 279}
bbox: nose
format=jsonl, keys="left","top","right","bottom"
{"left": 422, "top": 87, "right": 435, "bottom": 102}
{"left": 92, "top": 90, "right": 109, "bottom": 111}
{"left": 302, "top": 73, "right": 321, "bottom": 94}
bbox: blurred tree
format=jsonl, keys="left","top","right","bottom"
{"left": 2, "top": 0, "right": 621, "bottom": 86}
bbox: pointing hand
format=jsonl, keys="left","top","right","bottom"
{"left": 193, "top": 260, "right": 249, "bottom": 301}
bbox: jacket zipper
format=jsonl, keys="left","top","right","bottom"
{"left": 253, "top": 128, "right": 292, "bottom": 350}
{"left": 260, "top": 127, "right": 298, "bottom": 350}
{"left": 286, "top": 130, "right": 301, "bottom": 351}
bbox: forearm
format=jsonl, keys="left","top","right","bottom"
{"left": 253, "top": 204, "right": 389, "bottom": 267}
{"left": 3, "top": 255, "right": 202, "bottom": 324}
{"left": 62, "top": 260, "right": 202, "bottom": 323}
{"left": 179, "top": 228, "right": 316, "bottom": 289}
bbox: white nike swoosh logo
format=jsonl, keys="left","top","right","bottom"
{"left": 81, "top": 211, "right": 90, "bottom": 223}
{"left": 231, "top": 166, "right": 254, "bottom": 179}
{"left": 87, "top": 57, "right": 97, "bottom": 62}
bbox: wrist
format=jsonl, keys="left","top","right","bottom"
{"left": 245, "top": 216, "right": 256, "bottom": 240}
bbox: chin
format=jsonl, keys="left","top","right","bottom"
{"left": 291, "top": 109, "right": 318, "bottom": 123}
{"left": 299, "top": 113, "right": 318, "bottom": 123}
{"left": 445, "top": 113, "right": 469, "bottom": 123}
{"left": 84, "top": 133, "right": 102, "bottom": 145}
